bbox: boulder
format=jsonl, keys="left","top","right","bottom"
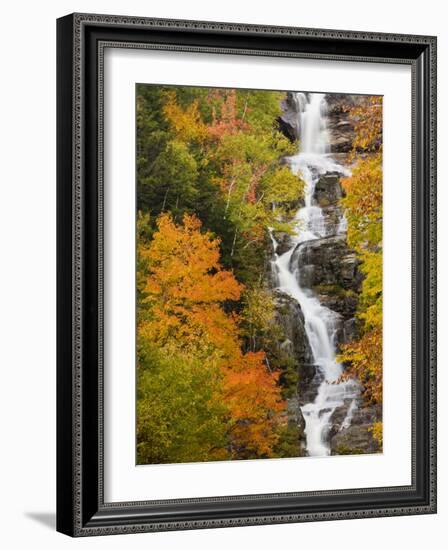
{"left": 325, "top": 94, "right": 358, "bottom": 153}
{"left": 350, "top": 404, "right": 382, "bottom": 426}
{"left": 314, "top": 287, "right": 358, "bottom": 321}
{"left": 330, "top": 425, "right": 380, "bottom": 455}
{"left": 278, "top": 92, "right": 302, "bottom": 142}
{"left": 320, "top": 205, "right": 345, "bottom": 236}
{"left": 327, "top": 400, "right": 353, "bottom": 438}
{"left": 271, "top": 291, "right": 325, "bottom": 404}
{"left": 287, "top": 397, "right": 306, "bottom": 434}
{"left": 314, "top": 173, "right": 345, "bottom": 207}
{"left": 329, "top": 403, "right": 382, "bottom": 455}
{"left": 291, "top": 235, "right": 362, "bottom": 295}
{"left": 272, "top": 231, "right": 295, "bottom": 256}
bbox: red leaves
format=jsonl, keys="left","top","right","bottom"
{"left": 207, "top": 90, "right": 248, "bottom": 139}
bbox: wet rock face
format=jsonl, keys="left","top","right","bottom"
{"left": 271, "top": 291, "right": 320, "bottom": 404}
{"left": 287, "top": 397, "right": 307, "bottom": 454}
{"left": 278, "top": 92, "right": 364, "bottom": 154}
{"left": 272, "top": 231, "right": 295, "bottom": 256}
{"left": 291, "top": 235, "right": 362, "bottom": 296}
{"left": 329, "top": 403, "right": 382, "bottom": 454}
{"left": 314, "top": 173, "right": 345, "bottom": 206}
{"left": 278, "top": 92, "right": 301, "bottom": 141}
{"left": 272, "top": 290, "right": 313, "bottom": 370}
{"left": 291, "top": 235, "right": 362, "bottom": 324}
{"left": 330, "top": 425, "right": 380, "bottom": 454}
{"left": 326, "top": 94, "right": 383, "bottom": 155}
{"left": 325, "top": 93, "right": 363, "bottom": 153}
{"left": 321, "top": 205, "right": 344, "bottom": 235}
{"left": 313, "top": 172, "right": 347, "bottom": 235}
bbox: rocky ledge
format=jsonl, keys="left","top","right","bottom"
{"left": 314, "top": 172, "right": 345, "bottom": 206}
{"left": 329, "top": 403, "right": 382, "bottom": 455}
{"left": 292, "top": 236, "right": 362, "bottom": 302}
{"left": 272, "top": 291, "right": 313, "bottom": 374}
{"left": 278, "top": 92, "right": 365, "bottom": 154}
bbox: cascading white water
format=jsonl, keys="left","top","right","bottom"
{"left": 271, "top": 92, "right": 358, "bottom": 457}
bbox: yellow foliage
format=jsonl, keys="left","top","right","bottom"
{"left": 348, "top": 96, "right": 383, "bottom": 154}
{"left": 163, "top": 91, "right": 208, "bottom": 143}
{"left": 371, "top": 422, "right": 383, "bottom": 447}
{"left": 341, "top": 154, "right": 382, "bottom": 251}
{"left": 339, "top": 327, "right": 382, "bottom": 405}
{"left": 339, "top": 97, "right": 383, "bottom": 407}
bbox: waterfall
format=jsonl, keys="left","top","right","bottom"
{"left": 271, "top": 92, "right": 358, "bottom": 457}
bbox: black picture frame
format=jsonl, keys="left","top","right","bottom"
{"left": 57, "top": 13, "right": 437, "bottom": 537}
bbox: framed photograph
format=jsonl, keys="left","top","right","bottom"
{"left": 57, "top": 13, "right": 437, "bottom": 536}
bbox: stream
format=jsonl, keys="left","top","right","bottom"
{"left": 271, "top": 92, "right": 359, "bottom": 456}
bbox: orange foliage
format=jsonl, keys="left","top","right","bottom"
{"left": 139, "top": 213, "right": 285, "bottom": 457}
{"left": 139, "top": 212, "right": 242, "bottom": 353}
{"left": 223, "top": 351, "right": 284, "bottom": 457}
{"left": 141, "top": 212, "right": 241, "bottom": 303}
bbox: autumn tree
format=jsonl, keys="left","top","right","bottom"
{"left": 137, "top": 213, "right": 285, "bottom": 462}
{"left": 137, "top": 86, "right": 304, "bottom": 285}
{"left": 223, "top": 351, "right": 284, "bottom": 458}
{"left": 135, "top": 85, "right": 310, "bottom": 462}
{"left": 138, "top": 212, "right": 242, "bottom": 354}
{"left": 203, "top": 89, "right": 304, "bottom": 281}
{"left": 137, "top": 347, "right": 227, "bottom": 464}
{"left": 338, "top": 96, "right": 383, "bottom": 440}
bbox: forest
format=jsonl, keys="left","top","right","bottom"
{"left": 135, "top": 84, "right": 383, "bottom": 464}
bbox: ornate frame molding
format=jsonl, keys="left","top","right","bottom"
{"left": 57, "top": 13, "right": 437, "bottom": 537}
